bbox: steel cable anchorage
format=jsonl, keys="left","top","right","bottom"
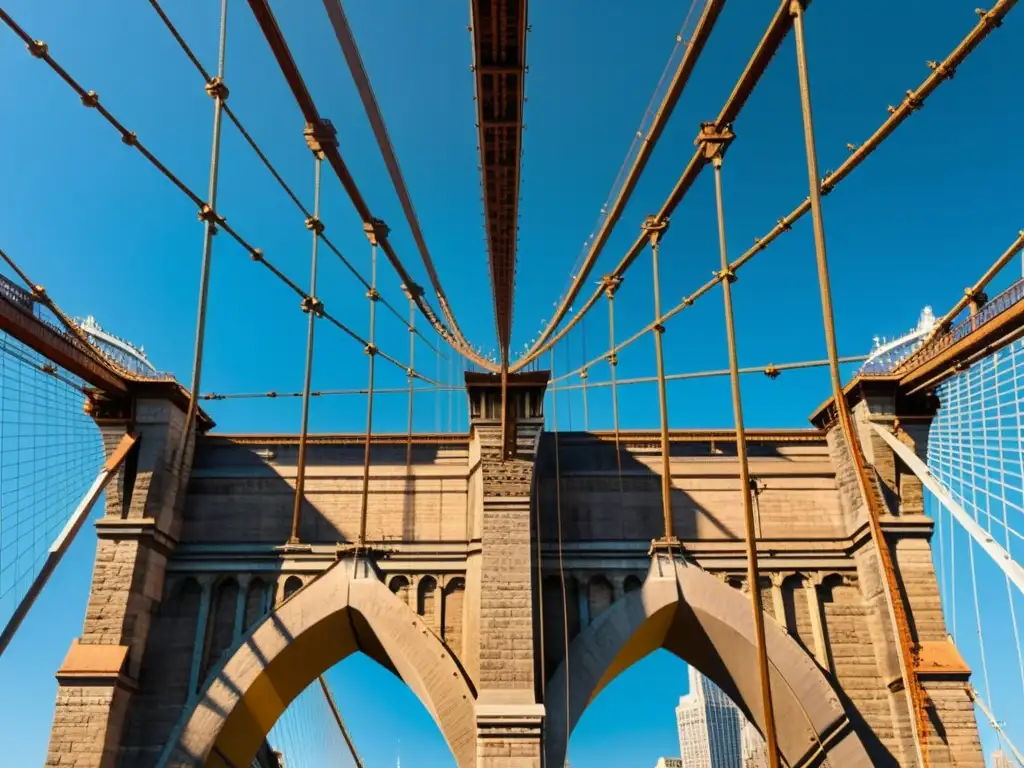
{"left": 546, "top": 0, "right": 1018, "bottom": 387}
{"left": 245, "top": 0, "right": 497, "bottom": 372}
{"left": 0, "top": 8, "right": 441, "bottom": 388}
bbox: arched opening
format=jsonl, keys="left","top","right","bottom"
{"left": 282, "top": 575, "right": 303, "bottom": 601}
{"left": 418, "top": 575, "right": 438, "bottom": 628}
{"left": 566, "top": 651, "right": 770, "bottom": 767}
{"left": 442, "top": 577, "right": 465, "bottom": 656}
{"left": 587, "top": 575, "right": 614, "bottom": 621}
{"left": 266, "top": 655, "right": 456, "bottom": 766}
{"left": 544, "top": 558, "right": 882, "bottom": 768}
{"left": 201, "top": 577, "right": 239, "bottom": 684}
{"left": 623, "top": 574, "right": 643, "bottom": 594}
{"left": 389, "top": 574, "right": 411, "bottom": 607}
{"left": 165, "top": 561, "right": 476, "bottom": 768}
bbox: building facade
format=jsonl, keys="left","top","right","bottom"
{"left": 992, "top": 751, "right": 1011, "bottom": 768}
{"left": 676, "top": 667, "right": 744, "bottom": 767}
{"left": 740, "top": 718, "right": 768, "bottom": 768}
{"left": 655, "top": 760, "right": 683, "bottom": 768}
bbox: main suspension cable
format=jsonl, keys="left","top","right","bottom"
{"left": 318, "top": 0, "right": 476, "bottom": 363}
{"left": 527, "top": 0, "right": 1017, "bottom": 382}
{"left": 514, "top": 0, "right": 793, "bottom": 371}
{"left": 516, "top": 0, "right": 725, "bottom": 369}
{"left": 245, "top": 0, "right": 497, "bottom": 371}
{"left": 0, "top": 9, "right": 439, "bottom": 388}
{"left": 144, "top": 0, "right": 444, "bottom": 359}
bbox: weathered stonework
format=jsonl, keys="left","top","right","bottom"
{"left": 45, "top": 376, "right": 981, "bottom": 767}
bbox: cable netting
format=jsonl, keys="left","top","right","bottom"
{"left": 267, "top": 676, "right": 357, "bottom": 767}
{"left": 927, "top": 338, "right": 1024, "bottom": 759}
{"left": 0, "top": 329, "right": 104, "bottom": 630}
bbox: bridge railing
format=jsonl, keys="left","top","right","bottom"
{"left": 863, "top": 276, "right": 1024, "bottom": 378}
{"left": 0, "top": 272, "right": 175, "bottom": 382}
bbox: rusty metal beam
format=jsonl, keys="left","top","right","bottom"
{"left": 0, "top": 288, "right": 127, "bottom": 394}
{"left": 245, "top": 0, "right": 498, "bottom": 372}
{"left": 470, "top": 0, "right": 528, "bottom": 360}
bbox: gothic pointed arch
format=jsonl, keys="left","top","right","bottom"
{"left": 544, "top": 556, "right": 881, "bottom": 768}
{"left": 162, "top": 560, "right": 476, "bottom": 768}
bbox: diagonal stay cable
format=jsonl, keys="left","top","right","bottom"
{"left": 0, "top": 8, "right": 440, "bottom": 387}
{"left": 514, "top": 0, "right": 787, "bottom": 372}
{"left": 548, "top": 0, "right": 1018, "bottom": 385}
{"left": 145, "top": 0, "right": 445, "bottom": 360}
{"left": 318, "top": 0, "right": 472, "bottom": 363}
{"left": 515, "top": 0, "right": 726, "bottom": 370}
{"left": 245, "top": 0, "right": 498, "bottom": 372}
{"left": 551, "top": 0, "right": 706, "bottom": 318}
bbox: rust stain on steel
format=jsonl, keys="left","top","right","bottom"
{"left": 470, "top": 0, "right": 528, "bottom": 356}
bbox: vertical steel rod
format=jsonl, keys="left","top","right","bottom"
{"left": 581, "top": 318, "right": 590, "bottom": 431}
{"left": 790, "top": 2, "right": 927, "bottom": 764}
{"left": 605, "top": 278, "right": 625, "bottom": 503}
{"left": 289, "top": 153, "right": 323, "bottom": 544}
{"left": 644, "top": 217, "right": 675, "bottom": 543}
{"left": 712, "top": 153, "right": 780, "bottom": 766}
{"left": 180, "top": 0, "right": 229, "bottom": 463}
{"left": 405, "top": 289, "right": 416, "bottom": 467}
{"left": 357, "top": 222, "right": 383, "bottom": 550}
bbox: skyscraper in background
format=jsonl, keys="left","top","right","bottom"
{"left": 675, "top": 667, "right": 744, "bottom": 767}
{"left": 992, "top": 750, "right": 1011, "bottom": 768}
{"left": 741, "top": 718, "right": 768, "bottom": 768}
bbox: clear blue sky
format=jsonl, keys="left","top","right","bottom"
{"left": 0, "top": 0, "right": 1022, "bottom": 765}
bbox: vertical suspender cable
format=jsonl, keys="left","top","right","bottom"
{"left": 358, "top": 220, "right": 386, "bottom": 550}
{"left": 290, "top": 142, "right": 327, "bottom": 544}
{"left": 180, "top": 0, "right": 229, "bottom": 464}
{"left": 581, "top": 315, "right": 589, "bottom": 431}
{"left": 790, "top": 2, "right": 927, "bottom": 763}
{"left": 405, "top": 287, "right": 416, "bottom": 466}
{"left": 708, "top": 139, "right": 780, "bottom": 766}
{"left": 642, "top": 216, "right": 676, "bottom": 545}
{"left": 604, "top": 277, "right": 625, "bottom": 504}
{"left": 550, "top": 348, "right": 572, "bottom": 757}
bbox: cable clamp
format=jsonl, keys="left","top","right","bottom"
{"left": 717, "top": 267, "right": 737, "bottom": 284}
{"left": 31, "top": 285, "right": 47, "bottom": 300}
{"left": 197, "top": 204, "right": 225, "bottom": 232}
{"left": 363, "top": 218, "right": 390, "bottom": 246}
{"left": 601, "top": 273, "right": 623, "bottom": 298}
{"left": 27, "top": 40, "right": 48, "bottom": 58}
{"left": 753, "top": 236, "right": 764, "bottom": 249}
{"left": 680, "top": 296, "right": 693, "bottom": 307}
{"left": 303, "top": 119, "right": 338, "bottom": 154}
{"left": 364, "top": 343, "right": 378, "bottom": 357}
{"left": 608, "top": 352, "right": 618, "bottom": 367}
{"left": 204, "top": 76, "right": 230, "bottom": 101}
{"left": 694, "top": 121, "right": 736, "bottom": 162}
{"left": 366, "top": 288, "right": 380, "bottom": 302}
{"left": 641, "top": 214, "right": 669, "bottom": 244}
{"left": 777, "top": 218, "right": 792, "bottom": 232}
{"left": 406, "top": 367, "right": 415, "bottom": 379}
{"left": 976, "top": 7, "right": 1002, "bottom": 27}
{"left": 580, "top": 367, "right": 589, "bottom": 380}
{"left": 764, "top": 364, "right": 781, "bottom": 380}
{"left": 926, "top": 61, "right": 956, "bottom": 80}
{"left": 300, "top": 296, "right": 324, "bottom": 317}
{"left": 81, "top": 91, "right": 99, "bottom": 108}
{"left": 304, "top": 216, "right": 325, "bottom": 235}
{"left": 266, "top": 391, "right": 278, "bottom": 398}
{"left": 121, "top": 131, "right": 138, "bottom": 147}
{"left": 903, "top": 90, "right": 923, "bottom": 111}
{"left": 653, "top": 323, "right": 665, "bottom": 335}
{"left": 41, "top": 363, "right": 57, "bottom": 375}
{"left": 250, "top": 248, "right": 265, "bottom": 262}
